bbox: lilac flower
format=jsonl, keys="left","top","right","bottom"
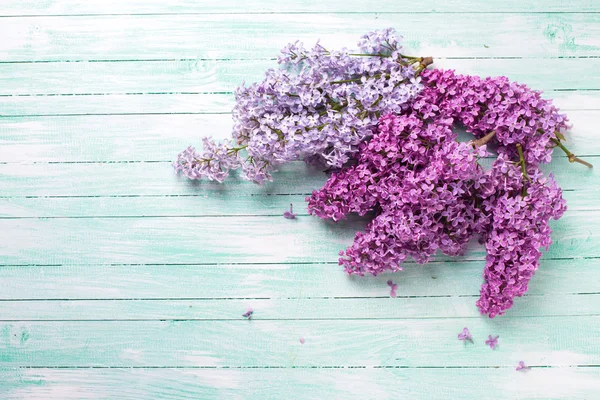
{"left": 387, "top": 280, "right": 398, "bottom": 298}
{"left": 476, "top": 160, "right": 566, "bottom": 317}
{"left": 516, "top": 361, "right": 530, "bottom": 371}
{"left": 175, "top": 28, "right": 427, "bottom": 183}
{"left": 485, "top": 335, "right": 499, "bottom": 349}
{"left": 308, "top": 68, "right": 574, "bottom": 317}
{"left": 283, "top": 204, "right": 297, "bottom": 219}
{"left": 299, "top": 337, "right": 305, "bottom": 344}
{"left": 308, "top": 113, "right": 484, "bottom": 276}
{"left": 242, "top": 308, "right": 253, "bottom": 319}
{"left": 457, "top": 328, "right": 473, "bottom": 343}
{"left": 173, "top": 140, "right": 241, "bottom": 183}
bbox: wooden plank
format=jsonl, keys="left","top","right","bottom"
{"left": 0, "top": 317, "right": 598, "bottom": 367}
{"left": 0, "top": 93, "right": 233, "bottom": 116}
{"left": 0, "top": 210, "right": 596, "bottom": 265}
{"left": 1, "top": 110, "right": 597, "bottom": 164}
{"left": 2, "top": 0, "right": 598, "bottom": 15}
{"left": 2, "top": 367, "right": 599, "bottom": 400}
{"left": 0, "top": 258, "right": 596, "bottom": 300}
{"left": 0, "top": 157, "right": 596, "bottom": 197}
{"left": 2, "top": 58, "right": 600, "bottom": 96}
{"left": 0, "top": 294, "right": 598, "bottom": 320}
{"left": 0, "top": 162, "right": 326, "bottom": 197}
{"left": 0, "top": 189, "right": 596, "bottom": 218}
{"left": 0, "top": 194, "right": 309, "bottom": 218}
{"left": 0, "top": 3, "right": 596, "bottom": 400}
{"left": 0, "top": 162, "right": 327, "bottom": 197}
{"left": 0, "top": 90, "right": 596, "bottom": 117}
{"left": 1, "top": 14, "right": 599, "bottom": 62}
{"left": 0, "top": 114, "right": 232, "bottom": 163}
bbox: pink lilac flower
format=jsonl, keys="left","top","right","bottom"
{"left": 242, "top": 308, "right": 253, "bottom": 319}
{"left": 308, "top": 68, "right": 574, "bottom": 317}
{"left": 485, "top": 335, "right": 499, "bottom": 349}
{"left": 299, "top": 337, "right": 305, "bottom": 344}
{"left": 387, "top": 280, "right": 398, "bottom": 298}
{"left": 457, "top": 328, "right": 473, "bottom": 343}
{"left": 174, "top": 28, "right": 427, "bottom": 183}
{"left": 516, "top": 361, "right": 530, "bottom": 371}
{"left": 283, "top": 204, "right": 297, "bottom": 219}
{"left": 419, "top": 69, "right": 569, "bottom": 167}
{"left": 308, "top": 112, "right": 486, "bottom": 276}
{"left": 476, "top": 166, "right": 565, "bottom": 317}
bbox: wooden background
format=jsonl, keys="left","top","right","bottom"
{"left": 1, "top": 1, "right": 599, "bottom": 398}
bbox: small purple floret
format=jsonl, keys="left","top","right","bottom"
{"left": 485, "top": 335, "right": 499, "bottom": 350}
{"left": 516, "top": 361, "right": 530, "bottom": 371}
{"left": 457, "top": 327, "right": 473, "bottom": 343}
{"left": 284, "top": 204, "right": 297, "bottom": 219}
{"left": 387, "top": 280, "right": 398, "bottom": 298}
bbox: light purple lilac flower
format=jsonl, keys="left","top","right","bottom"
{"left": 283, "top": 204, "right": 297, "bottom": 219}
{"left": 299, "top": 337, "right": 305, "bottom": 344}
{"left": 457, "top": 328, "right": 473, "bottom": 343}
{"left": 485, "top": 335, "right": 499, "bottom": 349}
{"left": 174, "top": 29, "right": 427, "bottom": 183}
{"left": 242, "top": 308, "right": 253, "bottom": 319}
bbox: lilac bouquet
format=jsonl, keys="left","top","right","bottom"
{"left": 174, "top": 30, "right": 591, "bottom": 317}
{"left": 173, "top": 29, "right": 430, "bottom": 183}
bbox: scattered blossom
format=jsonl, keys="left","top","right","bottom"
{"left": 458, "top": 328, "right": 473, "bottom": 343}
{"left": 485, "top": 335, "right": 499, "bottom": 349}
{"left": 284, "top": 204, "right": 298, "bottom": 219}
{"left": 516, "top": 361, "right": 530, "bottom": 371}
{"left": 387, "top": 280, "right": 398, "bottom": 298}
{"left": 242, "top": 308, "right": 253, "bottom": 319}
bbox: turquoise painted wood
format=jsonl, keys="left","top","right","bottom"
{"left": 1, "top": 1, "right": 599, "bottom": 398}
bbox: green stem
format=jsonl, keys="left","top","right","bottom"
{"left": 516, "top": 144, "right": 530, "bottom": 180}
{"left": 551, "top": 138, "right": 593, "bottom": 168}
{"left": 226, "top": 144, "right": 248, "bottom": 155}
{"left": 372, "top": 95, "right": 383, "bottom": 108}
{"left": 516, "top": 144, "right": 530, "bottom": 196}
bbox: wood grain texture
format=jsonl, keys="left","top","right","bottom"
{"left": 3, "top": 0, "right": 599, "bottom": 15}
{"left": 0, "top": 210, "right": 598, "bottom": 265}
{"left": 0, "top": 258, "right": 597, "bottom": 300}
{"left": 1, "top": 14, "right": 599, "bottom": 62}
{"left": 1, "top": 189, "right": 597, "bottom": 219}
{"left": 2, "top": 367, "right": 599, "bottom": 400}
{"left": 0, "top": 157, "right": 597, "bottom": 197}
{"left": 1, "top": 1, "right": 599, "bottom": 398}
{"left": 0, "top": 317, "right": 598, "bottom": 367}
{"left": 2, "top": 58, "right": 600, "bottom": 96}
{"left": 1, "top": 294, "right": 599, "bottom": 321}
